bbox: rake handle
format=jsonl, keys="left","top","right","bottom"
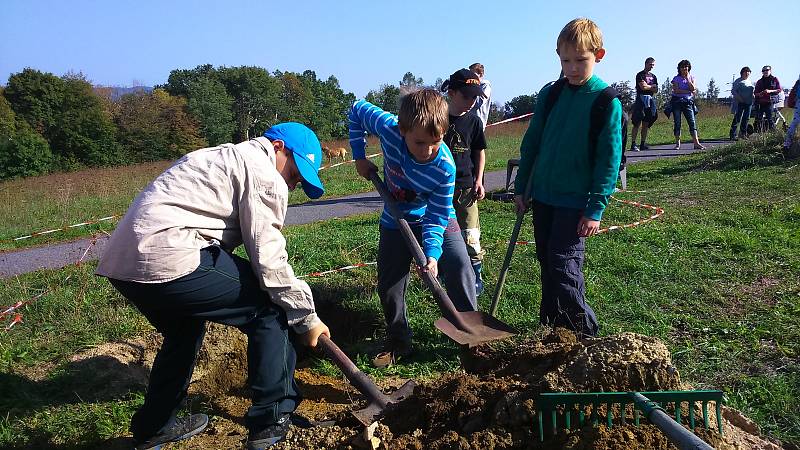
{"left": 317, "top": 335, "right": 389, "bottom": 409}
{"left": 630, "top": 393, "right": 714, "bottom": 450}
{"left": 368, "top": 172, "right": 474, "bottom": 333}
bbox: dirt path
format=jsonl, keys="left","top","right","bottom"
{"left": 0, "top": 141, "right": 727, "bottom": 279}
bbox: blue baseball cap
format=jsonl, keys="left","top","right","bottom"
{"left": 263, "top": 122, "right": 325, "bottom": 199}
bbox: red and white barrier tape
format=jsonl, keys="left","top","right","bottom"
{"left": 319, "top": 152, "right": 381, "bottom": 171}
{"left": 514, "top": 195, "right": 664, "bottom": 244}
{"left": 6, "top": 117, "right": 535, "bottom": 243}
{"left": 3, "top": 215, "right": 119, "bottom": 244}
{"left": 485, "top": 112, "right": 534, "bottom": 128}
{"left": 2, "top": 235, "right": 99, "bottom": 331}
{"left": 298, "top": 262, "right": 377, "bottom": 278}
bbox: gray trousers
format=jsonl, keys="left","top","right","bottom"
{"left": 532, "top": 200, "right": 599, "bottom": 337}
{"left": 377, "top": 220, "right": 477, "bottom": 344}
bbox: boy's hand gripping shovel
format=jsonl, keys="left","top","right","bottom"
{"left": 369, "top": 172, "right": 515, "bottom": 347}
{"left": 316, "top": 335, "right": 416, "bottom": 426}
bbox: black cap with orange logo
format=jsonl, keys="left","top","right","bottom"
{"left": 441, "top": 69, "right": 486, "bottom": 98}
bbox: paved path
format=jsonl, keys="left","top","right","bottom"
{"left": 0, "top": 140, "right": 728, "bottom": 278}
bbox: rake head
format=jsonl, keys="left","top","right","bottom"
{"left": 535, "top": 390, "right": 725, "bottom": 442}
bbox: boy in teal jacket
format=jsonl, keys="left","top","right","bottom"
{"left": 514, "top": 18, "right": 622, "bottom": 337}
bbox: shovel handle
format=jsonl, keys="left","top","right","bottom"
{"left": 317, "top": 335, "right": 389, "bottom": 408}
{"left": 490, "top": 161, "right": 535, "bottom": 317}
{"left": 368, "top": 172, "right": 474, "bottom": 333}
{"left": 489, "top": 209, "right": 526, "bottom": 316}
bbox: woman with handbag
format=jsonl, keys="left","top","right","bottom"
{"left": 670, "top": 60, "right": 705, "bottom": 150}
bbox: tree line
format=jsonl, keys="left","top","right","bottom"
{"left": 0, "top": 65, "right": 356, "bottom": 180}
{"left": 0, "top": 65, "right": 723, "bottom": 181}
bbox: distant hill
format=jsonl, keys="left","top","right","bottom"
{"left": 95, "top": 85, "right": 154, "bottom": 101}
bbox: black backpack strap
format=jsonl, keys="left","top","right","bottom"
{"left": 541, "top": 78, "right": 568, "bottom": 127}
{"left": 590, "top": 86, "right": 627, "bottom": 170}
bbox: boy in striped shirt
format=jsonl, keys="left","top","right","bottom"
{"left": 349, "top": 89, "right": 477, "bottom": 367}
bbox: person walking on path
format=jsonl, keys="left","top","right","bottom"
{"left": 670, "top": 60, "right": 705, "bottom": 150}
{"left": 96, "top": 123, "right": 331, "bottom": 450}
{"left": 630, "top": 57, "right": 659, "bottom": 151}
{"left": 730, "top": 67, "right": 755, "bottom": 140}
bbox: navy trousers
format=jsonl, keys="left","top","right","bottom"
{"left": 109, "top": 246, "right": 299, "bottom": 440}
{"left": 377, "top": 220, "right": 477, "bottom": 345}
{"left": 532, "top": 200, "right": 599, "bottom": 336}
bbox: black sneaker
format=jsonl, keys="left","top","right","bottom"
{"left": 640, "top": 143, "right": 650, "bottom": 150}
{"left": 630, "top": 144, "right": 640, "bottom": 152}
{"left": 247, "top": 414, "right": 291, "bottom": 450}
{"left": 134, "top": 414, "right": 209, "bottom": 450}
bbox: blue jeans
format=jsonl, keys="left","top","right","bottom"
{"left": 377, "top": 220, "right": 477, "bottom": 344}
{"left": 109, "top": 246, "right": 299, "bottom": 440}
{"left": 755, "top": 103, "right": 774, "bottom": 131}
{"left": 731, "top": 103, "right": 752, "bottom": 136}
{"left": 532, "top": 200, "right": 599, "bottom": 337}
{"left": 672, "top": 98, "right": 697, "bottom": 136}
{"left": 785, "top": 103, "right": 800, "bottom": 148}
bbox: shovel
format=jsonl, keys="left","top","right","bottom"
{"left": 489, "top": 163, "right": 534, "bottom": 317}
{"left": 316, "top": 335, "right": 416, "bottom": 426}
{"left": 369, "top": 172, "right": 515, "bottom": 347}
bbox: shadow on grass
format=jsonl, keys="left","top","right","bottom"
{"left": 3, "top": 436, "right": 136, "bottom": 450}
{"left": 0, "top": 355, "right": 147, "bottom": 416}
{"left": 0, "top": 355, "right": 148, "bottom": 450}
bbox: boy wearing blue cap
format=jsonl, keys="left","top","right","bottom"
{"left": 97, "top": 123, "right": 329, "bottom": 450}
{"left": 349, "top": 89, "right": 477, "bottom": 367}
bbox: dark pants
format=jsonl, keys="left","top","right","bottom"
{"left": 532, "top": 200, "right": 599, "bottom": 336}
{"left": 755, "top": 103, "right": 774, "bottom": 131}
{"left": 109, "top": 246, "right": 299, "bottom": 441}
{"left": 377, "top": 220, "right": 477, "bottom": 344}
{"left": 731, "top": 103, "right": 752, "bottom": 136}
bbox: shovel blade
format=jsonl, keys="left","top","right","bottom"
{"left": 435, "top": 311, "right": 516, "bottom": 347}
{"left": 351, "top": 380, "right": 417, "bottom": 426}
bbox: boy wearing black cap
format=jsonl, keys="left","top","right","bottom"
{"left": 349, "top": 89, "right": 477, "bottom": 367}
{"left": 96, "top": 123, "right": 329, "bottom": 450}
{"left": 442, "top": 68, "right": 489, "bottom": 296}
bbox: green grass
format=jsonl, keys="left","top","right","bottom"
{"left": 1, "top": 131, "right": 798, "bottom": 447}
{"left": 8, "top": 106, "right": 786, "bottom": 252}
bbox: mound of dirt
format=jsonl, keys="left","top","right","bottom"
{"left": 79, "top": 326, "right": 786, "bottom": 449}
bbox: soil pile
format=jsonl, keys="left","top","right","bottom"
{"left": 76, "top": 326, "right": 785, "bottom": 449}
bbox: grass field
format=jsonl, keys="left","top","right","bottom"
{"left": 0, "top": 106, "right": 793, "bottom": 252}
{"left": 0, "top": 130, "right": 798, "bottom": 447}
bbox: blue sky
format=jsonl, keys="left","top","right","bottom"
{"left": 2, "top": 0, "right": 798, "bottom": 105}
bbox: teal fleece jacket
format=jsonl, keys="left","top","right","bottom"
{"left": 514, "top": 75, "right": 622, "bottom": 221}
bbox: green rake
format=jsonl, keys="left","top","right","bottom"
{"left": 536, "top": 390, "right": 725, "bottom": 449}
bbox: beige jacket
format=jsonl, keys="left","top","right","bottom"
{"left": 96, "top": 137, "right": 320, "bottom": 333}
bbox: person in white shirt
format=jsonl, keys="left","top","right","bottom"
{"left": 469, "top": 62, "right": 492, "bottom": 129}
{"left": 96, "top": 123, "right": 329, "bottom": 450}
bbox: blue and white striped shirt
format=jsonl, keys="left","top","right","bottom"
{"left": 348, "top": 99, "right": 456, "bottom": 261}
